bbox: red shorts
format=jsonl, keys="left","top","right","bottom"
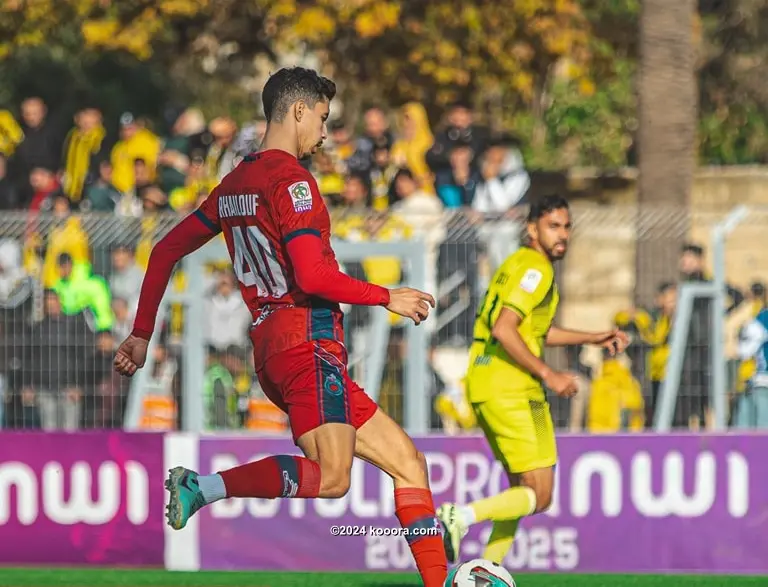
{"left": 257, "top": 339, "right": 378, "bottom": 443}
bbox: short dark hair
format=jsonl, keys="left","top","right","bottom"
{"left": 57, "top": 253, "right": 73, "bottom": 266}
{"left": 751, "top": 281, "right": 765, "bottom": 298}
{"left": 658, "top": 281, "right": 676, "bottom": 294}
{"left": 262, "top": 67, "right": 336, "bottom": 123}
{"left": 681, "top": 243, "right": 704, "bottom": 257}
{"left": 527, "top": 194, "right": 569, "bottom": 222}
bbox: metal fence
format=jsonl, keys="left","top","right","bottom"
{"left": 1, "top": 204, "right": 765, "bottom": 434}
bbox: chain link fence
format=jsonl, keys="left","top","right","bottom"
{"left": 1, "top": 204, "right": 762, "bottom": 434}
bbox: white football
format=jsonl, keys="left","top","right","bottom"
{"left": 444, "top": 558, "right": 516, "bottom": 587}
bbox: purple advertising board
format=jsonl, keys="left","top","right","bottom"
{"left": 0, "top": 431, "right": 165, "bottom": 566}
{"left": 197, "top": 434, "right": 768, "bottom": 573}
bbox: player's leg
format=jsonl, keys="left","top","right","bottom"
{"left": 353, "top": 406, "right": 447, "bottom": 587}
{"left": 437, "top": 393, "right": 554, "bottom": 562}
{"left": 165, "top": 342, "right": 354, "bottom": 530}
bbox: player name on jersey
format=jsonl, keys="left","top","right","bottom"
{"left": 218, "top": 194, "right": 260, "bottom": 218}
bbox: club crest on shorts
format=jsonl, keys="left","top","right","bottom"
{"left": 288, "top": 181, "right": 312, "bottom": 212}
{"left": 324, "top": 372, "right": 343, "bottom": 396}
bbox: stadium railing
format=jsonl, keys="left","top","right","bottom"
{"left": 0, "top": 204, "right": 762, "bottom": 434}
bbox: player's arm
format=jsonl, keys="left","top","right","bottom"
{"left": 545, "top": 327, "right": 629, "bottom": 355}
{"left": 114, "top": 200, "right": 220, "bottom": 377}
{"left": 492, "top": 266, "right": 577, "bottom": 397}
{"left": 276, "top": 176, "right": 433, "bottom": 322}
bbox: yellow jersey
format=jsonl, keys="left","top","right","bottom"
{"left": 466, "top": 246, "right": 559, "bottom": 403}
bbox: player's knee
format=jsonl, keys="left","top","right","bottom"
{"left": 318, "top": 464, "right": 352, "bottom": 499}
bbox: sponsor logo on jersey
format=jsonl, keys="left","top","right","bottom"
{"left": 520, "top": 268, "right": 543, "bottom": 293}
{"left": 218, "top": 193, "right": 259, "bottom": 218}
{"left": 288, "top": 181, "right": 312, "bottom": 212}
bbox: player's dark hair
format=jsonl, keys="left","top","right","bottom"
{"left": 262, "top": 67, "right": 336, "bottom": 123}
{"left": 527, "top": 194, "right": 569, "bottom": 222}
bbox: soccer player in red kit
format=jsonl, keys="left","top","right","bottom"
{"left": 113, "top": 67, "right": 447, "bottom": 586}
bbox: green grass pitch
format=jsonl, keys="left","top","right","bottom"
{"left": 0, "top": 569, "right": 766, "bottom": 587}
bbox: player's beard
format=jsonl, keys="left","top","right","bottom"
{"left": 547, "top": 241, "right": 568, "bottom": 261}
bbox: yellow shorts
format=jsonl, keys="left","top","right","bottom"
{"left": 472, "top": 390, "right": 557, "bottom": 474}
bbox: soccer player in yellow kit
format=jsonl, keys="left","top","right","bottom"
{"left": 437, "top": 195, "right": 629, "bottom": 564}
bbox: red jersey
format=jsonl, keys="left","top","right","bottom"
{"left": 196, "top": 150, "right": 346, "bottom": 368}
{"left": 130, "top": 149, "right": 389, "bottom": 371}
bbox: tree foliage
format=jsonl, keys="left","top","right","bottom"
{"left": 2, "top": 0, "right": 768, "bottom": 168}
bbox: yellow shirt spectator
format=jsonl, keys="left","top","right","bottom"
{"left": 588, "top": 358, "right": 645, "bottom": 433}
{"left": 41, "top": 217, "right": 90, "bottom": 288}
{"left": 111, "top": 113, "right": 161, "bottom": 193}
{"left": 0, "top": 110, "right": 24, "bottom": 157}
{"left": 390, "top": 102, "right": 435, "bottom": 191}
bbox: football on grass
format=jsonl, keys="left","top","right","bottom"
{"left": 444, "top": 559, "right": 516, "bottom": 586}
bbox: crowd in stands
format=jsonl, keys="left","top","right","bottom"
{"left": 1, "top": 97, "right": 767, "bottom": 433}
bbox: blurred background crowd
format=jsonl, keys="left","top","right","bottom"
{"left": 2, "top": 0, "right": 768, "bottom": 436}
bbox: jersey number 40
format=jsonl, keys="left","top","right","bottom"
{"left": 232, "top": 225, "right": 288, "bottom": 298}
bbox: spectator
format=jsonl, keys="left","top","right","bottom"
{"left": 27, "top": 289, "right": 93, "bottom": 430}
{"left": 0, "top": 239, "right": 32, "bottom": 311}
{"left": 204, "top": 269, "right": 251, "bottom": 351}
{"left": 312, "top": 150, "right": 345, "bottom": 204}
{"left": 11, "top": 98, "right": 62, "bottom": 205}
{"left": 51, "top": 253, "right": 113, "bottom": 332}
{"left": 0, "top": 154, "right": 18, "bottom": 210}
{"left": 168, "top": 154, "right": 215, "bottom": 214}
{"left": 157, "top": 107, "right": 206, "bottom": 193}
{"left": 327, "top": 119, "right": 356, "bottom": 173}
{"left": 390, "top": 102, "right": 435, "bottom": 190}
{"left": 679, "top": 243, "right": 744, "bottom": 429}
{"left": 138, "top": 343, "right": 178, "bottom": 430}
{"left": 141, "top": 185, "right": 170, "bottom": 214}
{"left": 203, "top": 346, "right": 236, "bottom": 430}
{"left": 38, "top": 197, "right": 90, "bottom": 287}
{"left": 111, "top": 112, "right": 161, "bottom": 194}
{"left": 28, "top": 167, "right": 61, "bottom": 212}
{"left": 390, "top": 168, "right": 445, "bottom": 301}
{"left": 218, "top": 120, "right": 262, "bottom": 179}
{"left": 426, "top": 101, "right": 488, "bottom": 174}
{"left": 435, "top": 141, "right": 480, "bottom": 208}
{"left": 0, "top": 107, "right": 23, "bottom": 158}
{"left": 369, "top": 144, "right": 398, "bottom": 211}
{"left": 109, "top": 245, "right": 143, "bottom": 308}
{"left": 112, "top": 296, "right": 133, "bottom": 342}
{"left": 83, "top": 160, "right": 121, "bottom": 212}
{"left": 734, "top": 305, "right": 768, "bottom": 428}
{"left": 205, "top": 117, "right": 238, "bottom": 182}
{"left": 4, "top": 386, "right": 42, "bottom": 430}
{"left": 588, "top": 349, "right": 645, "bottom": 433}
{"left": 338, "top": 171, "right": 373, "bottom": 212}
{"left": 61, "top": 107, "right": 109, "bottom": 204}
{"left": 473, "top": 135, "right": 530, "bottom": 214}
{"left": 347, "top": 106, "right": 394, "bottom": 174}
{"left": 79, "top": 331, "right": 116, "bottom": 427}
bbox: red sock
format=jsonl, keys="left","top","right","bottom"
{"left": 219, "top": 455, "right": 321, "bottom": 498}
{"left": 395, "top": 488, "right": 448, "bottom": 587}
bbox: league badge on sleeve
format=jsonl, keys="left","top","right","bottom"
{"left": 520, "top": 269, "right": 542, "bottom": 293}
{"left": 288, "top": 181, "right": 313, "bottom": 212}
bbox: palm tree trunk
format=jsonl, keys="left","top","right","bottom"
{"left": 635, "top": 0, "right": 697, "bottom": 307}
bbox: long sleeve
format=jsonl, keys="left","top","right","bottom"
{"left": 286, "top": 234, "right": 390, "bottom": 306}
{"left": 131, "top": 212, "right": 219, "bottom": 340}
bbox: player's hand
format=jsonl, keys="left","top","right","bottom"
{"left": 543, "top": 370, "right": 579, "bottom": 398}
{"left": 386, "top": 287, "right": 436, "bottom": 325}
{"left": 593, "top": 328, "right": 630, "bottom": 356}
{"left": 114, "top": 335, "right": 149, "bottom": 377}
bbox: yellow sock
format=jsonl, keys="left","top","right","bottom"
{"left": 470, "top": 486, "right": 536, "bottom": 523}
{"left": 483, "top": 519, "right": 520, "bottom": 564}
